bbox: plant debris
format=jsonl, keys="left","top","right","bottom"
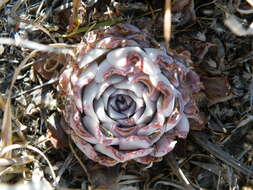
{"left": 0, "top": 0, "right": 253, "bottom": 190}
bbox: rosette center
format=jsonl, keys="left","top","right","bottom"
{"left": 108, "top": 94, "right": 136, "bottom": 121}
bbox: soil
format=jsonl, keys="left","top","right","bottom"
{"left": 0, "top": 0, "right": 252, "bottom": 190}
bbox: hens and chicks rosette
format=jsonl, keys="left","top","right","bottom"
{"left": 55, "top": 23, "right": 203, "bottom": 166}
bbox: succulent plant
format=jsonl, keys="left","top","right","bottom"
{"left": 55, "top": 23, "right": 203, "bottom": 166}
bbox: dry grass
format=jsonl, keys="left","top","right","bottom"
{"left": 0, "top": 0, "right": 252, "bottom": 189}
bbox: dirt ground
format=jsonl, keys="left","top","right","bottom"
{"left": 0, "top": 0, "right": 253, "bottom": 190}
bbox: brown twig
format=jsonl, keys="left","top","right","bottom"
{"left": 164, "top": 0, "right": 171, "bottom": 50}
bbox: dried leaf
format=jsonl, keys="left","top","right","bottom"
{"left": 250, "top": 78, "right": 253, "bottom": 109}
{"left": 0, "top": 156, "right": 34, "bottom": 167}
{"left": 192, "top": 132, "right": 253, "bottom": 178}
{"left": 0, "top": 95, "right": 6, "bottom": 110}
{"left": 154, "top": 180, "right": 185, "bottom": 190}
{"left": 0, "top": 0, "right": 9, "bottom": 10}
{"left": 47, "top": 114, "right": 68, "bottom": 148}
{"left": 0, "top": 178, "right": 53, "bottom": 190}
{"left": 0, "top": 98, "right": 12, "bottom": 158}
{"left": 87, "top": 165, "right": 120, "bottom": 188}
{"left": 118, "top": 175, "right": 143, "bottom": 185}
{"left": 33, "top": 52, "right": 67, "bottom": 80}
{"left": 0, "top": 44, "right": 4, "bottom": 55}
{"left": 172, "top": 0, "right": 192, "bottom": 12}
{"left": 165, "top": 153, "right": 195, "bottom": 190}
{"left": 247, "top": 0, "right": 253, "bottom": 7}
{"left": 201, "top": 76, "right": 232, "bottom": 105}
{"left": 117, "top": 187, "right": 139, "bottom": 190}
{"left": 0, "top": 144, "right": 56, "bottom": 181}
{"left": 1, "top": 51, "right": 38, "bottom": 158}
{"left": 190, "top": 161, "right": 221, "bottom": 175}
{"left": 224, "top": 13, "right": 253, "bottom": 36}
